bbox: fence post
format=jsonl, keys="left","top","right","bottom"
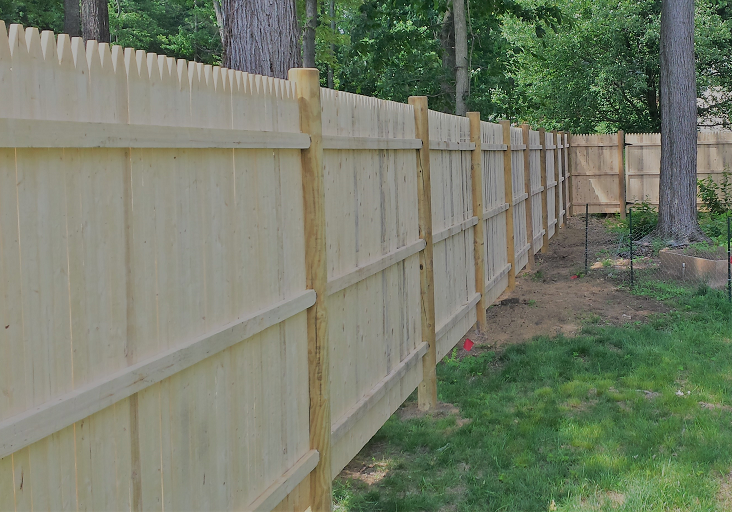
{"left": 558, "top": 131, "right": 566, "bottom": 228}
{"left": 618, "top": 130, "right": 626, "bottom": 219}
{"left": 553, "top": 130, "right": 561, "bottom": 233}
{"left": 564, "top": 132, "right": 572, "bottom": 219}
{"left": 409, "top": 96, "right": 438, "bottom": 411}
{"left": 521, "top": 124, "right": 535, "bottom": 270}
{"left": 468, "top": 112, "right": 487, "bottom": 332}
{"left": 501, "top": 120, "right": 517, "bottom": 290}
{"left": 539, "top": 128, "right": 549, "bottom": 254}
{"left": 567, "top": 132, "right": 573, "bottom": 216}
{"left": 288, "top": 67, "right": 332, "bottom": 511}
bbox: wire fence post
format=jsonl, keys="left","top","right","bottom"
{"left": 585, "top": 203, "right": 589, "bottom": 274}
{"left": 629, "top": 208, "right": 634, "bottom": 289}
{"left": 727, "top": 214, "right": 732, "bottom": 302}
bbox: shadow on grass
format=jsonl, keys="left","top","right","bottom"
{"left": 335, "top": 289, "right": 732, "bottom": 512}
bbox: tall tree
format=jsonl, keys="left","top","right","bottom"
{"left": 216, "top": 0, "right": 301, "bottom": 78}
{"left": 303, "top": 0, "right": 317, "bottom": 67}
{"left": 656, "top": 0, "right": 704, "bottom": 241}
{"left": 453, "top": 0, "right": 468, "bottom": 115}
{"left": 81, "top": 0, "right": 109, "bottom": 42}
{"left": 64, "top": 0, "right": 80, "bottom": 37}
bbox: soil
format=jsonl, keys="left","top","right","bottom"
{"left": 455, "top": 215, "right": 669, "bottom": 354}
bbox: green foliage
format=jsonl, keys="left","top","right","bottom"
{"left": 698, "top": 172, "right": 732, "bottom": 216}
{"left": 335, "top": 291, "right": 732, "bottom": 511}
{"left": 0, "top": 0, "right": 64, "bottom": 32}
{"left": 629, "top": 199, "right": 658, "bottom": 239}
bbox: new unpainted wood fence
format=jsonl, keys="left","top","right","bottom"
{"left": 0, "top": 23, "right": 569, "bottom": 511}
{"left": 569, "top": 131, "right": 732, "bottom": 215}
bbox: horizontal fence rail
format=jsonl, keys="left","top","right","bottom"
{"left": 0, "top": 21, "right": 568, "bottom": 512}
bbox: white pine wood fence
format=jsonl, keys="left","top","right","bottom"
{"left": 0, "top": 23, "right": 567, "bottom": 511}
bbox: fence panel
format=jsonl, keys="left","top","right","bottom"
{"left": 0, "top": 24, "right": 313, "bottom": 512}
{"left": 480, "top": 122, "right": 511, "bottom": 305}
{"left": 428, "top": 112, "right": 478, "bottom": 361}
{"left": 545, "top": 131, "right": 558, "bottom": 238}
{"left": 320, "top": 90, "right": 424, "bottom": 477}
{"left": 569, "top": 134, "right": 620, "bottom": 214}
{"left": 529, "top": 130, "right": 545, "bottom": 253}
{"left": 511, "top": 127, "right": 529, "bottom": 273}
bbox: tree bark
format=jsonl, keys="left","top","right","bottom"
{"left": 439, "top": 9, "right": 456, "bottom": 110}
{"left": 220, "top": 0, "right": 301, "bottom": 79}
{"left": 81, "top": 0, "right": 109, "bottom": 43}
{"left": 328, "top": 0, "right": 335, "bottom": 88}
{"left": 453, "top": 0, "right": 469, "bottom": 116}
{"left": 64, "top": 0, "right": 81, "bottom": 38}
{"left": 656, "top": 0, "right": 703, "bottom": 242}
{"left": 212, "top": 0, "right": 228, "bottom": 64}
{"left": 303, "top": 0, "right": 317, "bottom": 68}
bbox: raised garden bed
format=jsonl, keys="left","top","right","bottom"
{"left": 659, "top": 248, "right": 729, "bottom": 288}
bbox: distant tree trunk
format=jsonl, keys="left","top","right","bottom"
{"left": 439, "top": 9, "right": 456, "bottom": 110}
{"left": 656, "top": 0, "right": 704, "bottom": 242}
{"left": 81, "top": 0, "right": 109, "bottom": 43}
{"left": 219, "top": 0, "right": 301, "bottom": 78}
{"left": 327, "top": 0, "right": 335, "bottom": 88}
{"left": 64, "top": 0, "right": 81, "bottom": 37}
{"left": 212, "top": 0, "right": 227, "bottom": 64}
{"left": 303, "top": 0, "right": 317, "bottom": 68}
{"left": 453, "top": 0, "right": 468, "bottom": 116}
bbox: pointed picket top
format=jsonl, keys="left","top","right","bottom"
{"left": 0, "top": 21, "right": 12, "bottom": 118}
{"left": 39, "top": 30, "right": 57, "bottom": 61}
{"left": 126, "top": 48, "right": 151, "bottom": 125}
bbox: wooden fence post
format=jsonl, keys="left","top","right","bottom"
{"left": 468, "top": 112, "right": 487, "bottom": 332}
{"left": 554, "top": 130, "right": 562, "bottom": 231}
{"left": 539, "top": 127, "right": 549, "bottom": 253}
{"left": 558, "top": 131, "right": 565, "bottom": 228}
{"left": 408, "top": 96, "right": 438, "bottom": 411}
{"left": 564, "top": 132, "right": 572, "bottom": 218}
{"left": 500, "top": 120, "right": 516, "bottom": 290}
{"left": 618, "top": 130, "right": 626, "bottom": 218}
{"left": 521, "top": 124, "right": 535, "bottom": 269}
{"left": 288, "top": 67, "right": 332, "bottom": 511}
{"left": 567, "top": 132, "right": 573, "bottom": 217}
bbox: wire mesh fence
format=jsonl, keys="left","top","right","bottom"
{"left": 577, "top": 203, "right": 732, "bottom": 300}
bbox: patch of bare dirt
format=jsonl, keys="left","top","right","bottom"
{"left": 699, "top": 401, "right": 732, "bottom": 412}
{"left": 339, "top": 441, "right": 392, "bottom": 485}
{"left": 396, "top": 401, "right": 469, "bottom": 426}
{"left": 456, "top": 216, "right": 669, "bottom": 354}
{"left": 718, "top": 471, "right": 732, "bottom": 509}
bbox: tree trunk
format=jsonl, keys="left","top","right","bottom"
{"left": 81, "top": 0, "right": 109, "bottom": 43}
{"left": 453, "top": 0, "right": 469, "bottom": 116}
{"left": 64, "top": 0, "right": 81, "bottom": 37}
{"left": 303, "top": 0, "right": 317, "bottom": 68}
{"left": 212, "top": 0, "right": 228, "bottom": 64}
{"left": 220, "top": 0, "right": 301, "bottom": 79}
{"left": 439, "top": 9, "right": 456, "bottom": 110}
{"left": 327, "top": 0, "right": 335, "bottom": 88}
{"left": 656, "top": 0, "right": 703, "bottom": 242}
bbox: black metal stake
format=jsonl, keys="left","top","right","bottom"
{"left": 727, "top": 215, "right": 732, "bottom": 302}
{"left": 629, "top": 208, "right": 634, "bottom": 289}
{"left": 585, "top": 203, "right": 589, "bottom": 275}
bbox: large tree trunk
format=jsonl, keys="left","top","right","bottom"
{"left": 303, "top": 0, "right": 317, "bottom": 68}
{"left": 327, "top": 0, "right": 335, "bottom": 88}
{"left": 656, "top": 0, "right": 703, "bottom": 242}
{"left": 212, "top": 0, "right": 228, "bottom": 64}
{"left": 220, "top": 0, "right": 301, "bottom": 78}
{"left": 64, "top": 0, "right": 81, "bottom": 37}
{"left": 81, "top": 0, "right": 109, "bottom": 43}
{"left": 453, "top": 0, "right": 468, "bottom": 116}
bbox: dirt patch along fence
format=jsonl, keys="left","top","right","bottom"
{"left": 0, "top": 23, "right": 568, "bottom": 511}
{"left": 569, "top": 131, "right": 732, "bottom": 215}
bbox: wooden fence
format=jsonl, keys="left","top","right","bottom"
{"left": 0, "top": 23, "right": 568, "bottom": 511}
{"left": 569, "top": 131, "right": 732, "bottom": 214}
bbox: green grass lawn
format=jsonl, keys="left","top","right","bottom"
{"left": 334, "top": 284, "right": 732, "bottom": 511}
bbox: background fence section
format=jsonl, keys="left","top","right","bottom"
{"left": 0, "top": 22, "right": 569, "bottom": 512}
{"left": 569, "top": 134, "right": 622, "bottom": 214}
